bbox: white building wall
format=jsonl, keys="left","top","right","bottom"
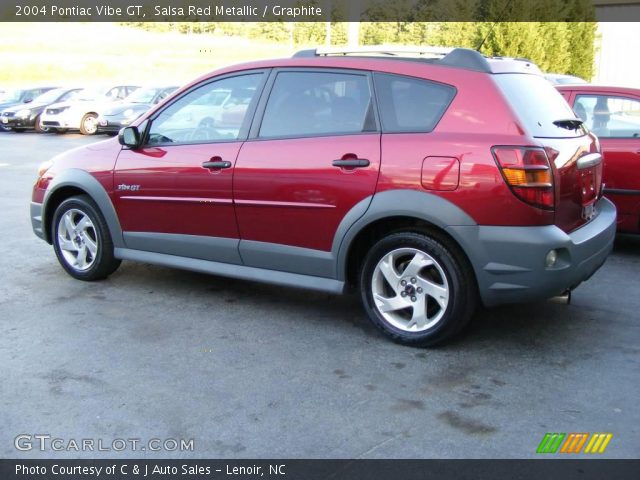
{"left": 594, "top": 21, "right": 640, "bottom": 87}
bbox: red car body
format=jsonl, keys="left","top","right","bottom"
{"left": 31, "top": 48, "right": 617, "bottom": 346}
{"left": 557, "top": 84, "right": 640, "bottom": 233}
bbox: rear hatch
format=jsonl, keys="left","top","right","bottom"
{"left": 495, "top": 74, "right": 603, "bottom": 233}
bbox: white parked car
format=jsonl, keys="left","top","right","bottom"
{"left": 39, "top": 85, "right": 140, "bottom": 134}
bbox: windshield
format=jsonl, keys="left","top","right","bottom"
{"left": 495, "top": 74, "right": 587, "bottom": 138}
{"left": 125, "top": 87, "right": 159, "bottom": 103}
{"left": 31, "top": 88, "right": 66, "bottom": 104}
{"left": 0, "top": 89, "right": 23, "bottom": 103}
{"left": 75, "top": 87, "right": 110, "bottom": 101}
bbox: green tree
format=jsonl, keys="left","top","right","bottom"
{"left": 121, "top": 16, "right": 597, "bottom": 80}
{"left": 564, "top": 0, "right": 598, "bottom": 80}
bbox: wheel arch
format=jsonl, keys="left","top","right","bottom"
{"left": 334, "top": 190, "right": 479, "bottom": 288}
{"left": 42, "top": 169, "right": 123, "bottom": 247}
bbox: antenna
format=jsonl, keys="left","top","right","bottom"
{"left": 476, "top": 0, "right": 514, "bottom": 53}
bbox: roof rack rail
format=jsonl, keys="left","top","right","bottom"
{"left": 291, "top": 46, "right": 493, "bottom": 73}
{"left": 293, "top": 45, "right": 454, "bottom": 58}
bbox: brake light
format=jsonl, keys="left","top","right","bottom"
{"left": 492, "top": 146, "right": 554, "bottom": 210}
{"left": 37, "top": 160, "right": 53, "bottom": 178}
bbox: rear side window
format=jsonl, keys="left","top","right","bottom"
{"left": 259, "top": 71, "right": 374, "bottom": 138}
{"left": 373, "top": 73, "right": 455, "bottom": 133}
{"left": 494, "top": 74, "right": 587, "bottom": 138}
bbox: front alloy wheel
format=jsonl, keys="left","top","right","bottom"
{"left": 57, "top": 209, "right": 98, "bottom": 271}
{"left": 52, "top": 195, "right": 121, "bottom": 280}
{"left": 80, "top": 113, "right": 98, "bottom": 135}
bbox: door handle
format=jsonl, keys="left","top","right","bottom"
{"left": 202, "top": 160, "right": 232, "bottom": 169}
{"left": 332, "top": 158, "right": 370, "bottom": 168}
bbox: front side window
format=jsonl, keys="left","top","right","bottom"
{"left": 575, "top": 94, "right": 640, "bottom": 138}
{"left": 259, "top": 71, "right": 374, "bottom": 138}
{"left": 374, "top": 73, "right": 455, "bottom": 133}
{"left": 146, "top": 73, "right": 262, "bottom": 145}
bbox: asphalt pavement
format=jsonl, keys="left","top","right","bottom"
{"left": 0, "top": 131, "right": 638, "bottom": 459}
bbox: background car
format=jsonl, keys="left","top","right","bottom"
{"left": 557, "top": 84, "right": 640, "bottom": 234}
{"left": 97, "top": 85, "right": 178, "bottom": 135}
{"left": 545, "top": 73, "right": 587, "bottom": 85}
{"left": 39, "top": 85, "right": 140, "bottom": 135}
{"left": 1, "top": 87, "right": 82, "bottom": 132}
{"left": 0, "top": 86, "right": 58, "bottom": 131}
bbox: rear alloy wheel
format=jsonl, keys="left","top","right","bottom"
{"left": 360, "top": 232, "right": 476, "bottom": 347}
{"left": 52, "top": 195, "right": 121, "bottom": 280}
{"left": 80, "top": 113, "right": 98, "bottom": 135}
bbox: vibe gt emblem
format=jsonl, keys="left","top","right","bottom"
{"left": 117, "top": 184, "right": 141, "bottom": 192}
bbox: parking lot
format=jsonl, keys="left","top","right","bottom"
{"left": 0, "top": 132, "right": 638, "bottom": 458}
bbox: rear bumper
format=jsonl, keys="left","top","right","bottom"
{"left": 31, "top": 202, "right": 46, "bottom": 241}
{"left": 448, "top": 197, "right": 617, "bottom": 307}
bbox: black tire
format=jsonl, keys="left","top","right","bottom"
{"left": 34, "top": 115, "right": 48, "bottom": 133}
{"left": 51, "top": 195, "right": 121, "bottom": 281}
{"left": 79, "top": 113, "right": 98, "bottom": 135}
{"left": 359, "top": 232, "right": 476, "bottom": 347}
{"left": 0, "top": 125, "right": 10, "bottom": 132}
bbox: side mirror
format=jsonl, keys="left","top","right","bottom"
{"left": 118, "top": 126, "right": 140, "bottom": 148}
{"left": 24, "top": 97, "right": 33, "bottom": 103}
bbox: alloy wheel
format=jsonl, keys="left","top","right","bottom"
{"left": 371, "top": 247, "right": 450, "bottom": 332}
{"left": 56, "top": 208, "right": 98, "bottom": 271}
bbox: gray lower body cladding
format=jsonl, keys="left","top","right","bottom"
{"left": 448, "top": 197, "right": 617, "bottom": 307}
{"left": 30, "top": 202, "right": 45, "bottom": 241}
{"left": 32, "top": 191, "right": 616, "bottom": 307}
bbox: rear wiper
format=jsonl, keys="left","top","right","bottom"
{"left": 553, "top": 118, "right": 584, "bottom": 130}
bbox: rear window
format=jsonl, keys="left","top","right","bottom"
{"left": 373, "top": 73, "right": 455, "bottom": 133}
{"left": 495, "top": 74, "right": 587, "bottom": 138}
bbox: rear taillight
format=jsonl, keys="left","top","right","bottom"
{"left": 492, "top": 146, "right": 554, "bottom": 210}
